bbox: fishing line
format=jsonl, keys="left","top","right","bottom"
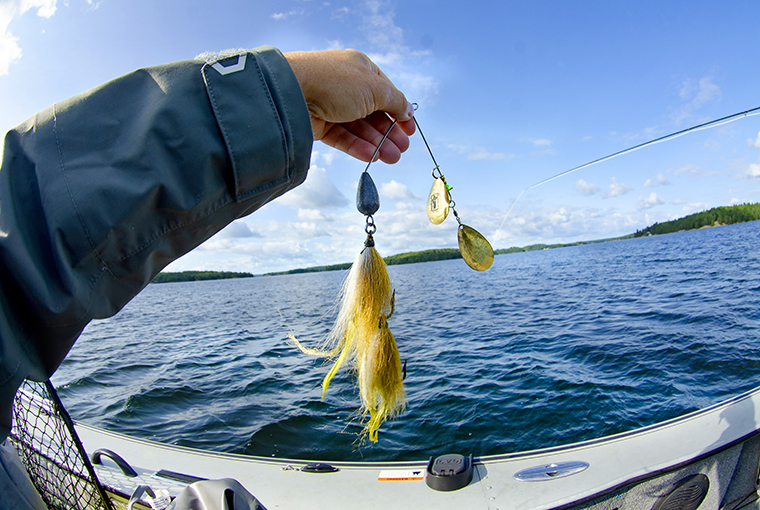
{"left": 497, "top": 106, "right": 760, "bottom": 233}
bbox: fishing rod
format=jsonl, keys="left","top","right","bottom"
{"left": 496, "top": 106, "right": 760, "bottom": 233}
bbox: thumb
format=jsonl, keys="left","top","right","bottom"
{"left": 371, "top": 69, "right": 415, "bottom": 121}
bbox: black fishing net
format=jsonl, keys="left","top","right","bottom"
{"left": 9, "top": 379, "right": 113, "bottom": 510}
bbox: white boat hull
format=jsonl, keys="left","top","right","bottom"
{"left": 71, "top": 385, "right": 760, "bottom": 510}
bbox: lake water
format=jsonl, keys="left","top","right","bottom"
{"left": 52, "top": 221, "right": 760, "bottom": 462}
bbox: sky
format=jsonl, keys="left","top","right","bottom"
{"left": 1, "top": 0, "right": 759, "bottom": 274}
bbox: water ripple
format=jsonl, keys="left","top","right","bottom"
{"left": 53, "top": 221, "right": 760, "bottom": 461}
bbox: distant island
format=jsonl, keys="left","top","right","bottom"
{"left": 262, "top": 236, "right": 636, "bottom": 276}
{"left": 266, "top": 202, "right": 759, "bottom": 276}
{"left": 156, "top": 202, "right": 760, "bottom": 281}
{"left": 634, "top": 202, "right": 760, "bottom": 237}
{"left": 151, "top": 270, "right": 253, "bottom": 284}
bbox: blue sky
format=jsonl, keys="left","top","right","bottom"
{"left": 2, "top": 0, "right": 759, "bottom": 274}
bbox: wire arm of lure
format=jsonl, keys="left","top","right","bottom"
{"left": 412, "top": 106, "right": 443, "bottom": 178}
{"left": 363, "top": 119, "right": 400, "bottom": 173}
{"left": 414, "top": 105, "right": 495, "bottom": 271}
{"left": 412, "top": 111, "right": 460, "bottom": 212}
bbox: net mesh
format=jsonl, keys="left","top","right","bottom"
{"left": 9, "top": 379, "right": 113, "bottom": 510}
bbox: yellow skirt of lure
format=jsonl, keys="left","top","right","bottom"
{"left": 290, "top": 243, "right": 405, "bottom": 442}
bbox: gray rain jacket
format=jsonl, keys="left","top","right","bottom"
{"left": 0, "top": 45, "right": 312, "bottom": 444}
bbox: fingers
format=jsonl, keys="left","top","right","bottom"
{"left": 396, "top": 117, "right": 417, "bottom": 136}
{"left": 284, "top": 48, "right": 416, "bottom": 163}
{"left": 321, "top": 113, "right": 414, "bottom": 164}
{"left": 320, "top": 126, "right": 401, "bottom": 164}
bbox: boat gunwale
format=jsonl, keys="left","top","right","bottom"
{"left": 546, "top": 426, "right": 760, "bottom": 510}
{"left": 72, "top": 383, "right": 760, "bottom": 469}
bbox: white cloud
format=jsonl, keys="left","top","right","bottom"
{"left": 325, "top": 39, "right": 343, "bottom": 50}
{"left": 491, "top": 203, "right": 641, "bottom": 244}
{"left": 683, "top": 77, "right": 721, "bottom": 106}
{"left": 394, "top": 70, "right": 438, "bottom": 104}
{"left": 379, "top": 180, "right": 418, "bottom": 200}
{"left": 271, "top": 10, "right": 303, "bottom": 21}
{"left": 749, "top": 132, "right": 760, "bottom": 150}
{"left": 520, "top": 137, "right": 554, "bottom": 151}
{"left": 468, "top": 147, "right": 507, "bottom": 161}
{"left": 297, "top": 208, "right": 331, "bottom": 221}
{"left": 656, "top": 173, "right": 670, "bottom": 185}
{"left": 275, "top": 165, "right": 348, "bottom": 209}
{"left": 226, "top": 240, "right": 314, "bottom": 262}
{"left": 743, "top": 132, "right": 760, "bottom": 179}
{"left": 331, "top": 6, "right": 350, "bottom": 18}
{"left": 446, "top": 143, "right": 510, "bottom": 161}
{"left": 644, "top": 172, "right": 671, "bottom": 187}
{"left": 289, "top": 221, "right": 331, "bottom": 239}
{"left": 681, "top": 202, "right": 710, "bottom": 215}
{"left": 637, "top": 192, "right": 664, "bottom": 210}
{"left": 446, "top": 143, "right": 467, "bottom": 153}
{"left": 0, "top": 0, "right": 57, "bottom": 76}
{"left": 215, "top": 220, "right": 261, "bottom": 239}
{"left": 673, "top": 76, "right": 721, "bottom": 125}
{"left": 574, "top": 179, "right": 600, "bottom": 196}
{"left": 669, "top": 164, "right": 701, "bottom": 177}
{"left": 321, "top": 151, "right": 336, "bottom": 166}
{"left": 613, "top": 126, "right": 659, "bottom": 143}
{"left": 603, "top": 177, "right": 633, "bottom": 198}
{"left": 360, "top": 1, "right": 438, "bottom": 104}
{"left": 363, "top": 0, "right": 405, "bottom": 55}
{"left": 311, "top": 150, "right": 337, "bottom": 168}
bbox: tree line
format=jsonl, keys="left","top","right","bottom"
{"left": 634, "top": 202, "right": 760, "bottom": 237}
{"left": 156, "top": 202, "right": 760, "bottom": 281}
{"left": 152, "top": 270, "right": 253, "bottom": 283}
{"left": 264, "top": 249, "right": 465, "bottom": 276}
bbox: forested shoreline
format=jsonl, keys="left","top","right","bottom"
{"left": 156, "top": 202, "right": 759, "bottom": 281}
{"left": 152, "top": 270, "right": 253, "bottom": 283}
{"left": 634, "top": 203, "right": 760, "bottom": 237}
{"left": 262, "top": 238, "right": 636, "bottom": 276}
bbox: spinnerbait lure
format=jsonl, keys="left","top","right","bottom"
{"left": 290, "top": 122, "right": 405, "bottom": 443}
{"left": 291, "top": 106, "right": 494, "bottom": 442}
{"left": 415, "top": 109, "right": 494, "bottom": 271}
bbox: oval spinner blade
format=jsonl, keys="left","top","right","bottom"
{"left": 426, "top": 177, "right": 450, "bottom": 225}
{"left": 458, "top": 224, "right": 494, "bottom": 271}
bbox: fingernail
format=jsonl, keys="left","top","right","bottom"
{"left": 406, "top": 102, "right": 415, "bottom": 119}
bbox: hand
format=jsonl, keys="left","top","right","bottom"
{"left": 284, "top": 49, "right": 416, "bottom": 164}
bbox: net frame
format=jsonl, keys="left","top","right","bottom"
{"left": 9, "top": 379, "right": 113, "bottom": 510}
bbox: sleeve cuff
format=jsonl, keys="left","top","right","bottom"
{"left": 201, "top": 45, "right": 312, "bottom": 201}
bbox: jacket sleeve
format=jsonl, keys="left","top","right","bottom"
{"left": 0, "top": 45, "right": 313, "bottom": 439}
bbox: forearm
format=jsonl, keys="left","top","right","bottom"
{"left": 0, "top": 46, "right": 312, "bottom": 438}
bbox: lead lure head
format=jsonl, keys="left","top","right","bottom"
{"left": 426, "top": 176, "right": 450, "bottom": 225}
{"left": 357, "top": 171, "right": 380, "bottom": 216}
